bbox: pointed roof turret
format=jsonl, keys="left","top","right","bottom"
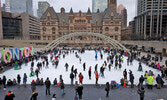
{"left": 69, "top": 8, "right": 73, "bottom": 15}
{"left": 87, "top": 8, "right": 91, "bottom": 15}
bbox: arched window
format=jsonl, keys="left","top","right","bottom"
{"left": 43, "top": 27, "right": 46, "bottom": 34}
{"left": 115, "top": 27, "right": 119, "bottom": 32}
{"left": 105, "top": 27, "right": 109, "bottom": 34}
{"left": 52, "top": 27, "right": 55, "bottom": 34}
{"left": 47, "top": 22, "right": 50, "bottom": 25}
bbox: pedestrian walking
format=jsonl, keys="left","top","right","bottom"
{"left": 105, "top": 82, "right": 110, "bottom": 97}
{"left": 45, "top": 77, "right": 51, "bottom": 95}
{"left": 30, "top": 90, "right": 38, "bottom": 100}
{"left": 60, "top": 80, "right": 65, "bottom": 96}
{"left": 137, "top": 87, "right": 145, "bottom": 100}
{"left": 23, "top": 73, "right": 27, "bottom": 87}
{"left": 77, "top": 83, "right": 83, "bottom": 99}
{"left": 70, "top": 72, "right": 74, "bottom": 85}
{"left": 17, "top": 74, "right": 21, "bottom": 86}
{"left": 4, "top": 90, "right": 15, "bottom": 100}
{"left": 3, "top": 75, "right": 6, "bottom": 90}
{"left": 31, "top": 80, "right": 36, "bottom": 92}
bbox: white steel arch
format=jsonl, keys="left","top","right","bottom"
{"left": 43, "top": 32, "right": 130, "bottom": 54}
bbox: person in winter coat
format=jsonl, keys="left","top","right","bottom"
{"left": 45, "top": 77, "right": 51, "bottom": 95}
{"left": 70, "top": 72, "right": 74, "bottom": 85}
{"left": 53, "top": 78, "right": 57, "bottom": 86}
{"left": 4, "top": 90, "right": 15, "bottom": 100}
{"left": 88, "top": 66, "right": 92, "bottom": 80}
{"left": 39, "top": 78, "right": 44, "bottom": 85}
{"left": 123, "top": 69, "right": 127, "bottom": 79}
{"left": 137, "top": 87, "right": 145, "bottom": 100}
{"left": 130, "top": 74, "right": 134, "bottom": 88}
{"left": 165, "top": 60, "right": 167, "bottom": 67}
{"left": 17, "top": 74, "right": 21, "bottom": 86}
{"left": 156, "top": 63, "right": 160, "bottom": 70}
{"left": 77, "top": 83, "right": 83, "bottom": 99}
{"left": 105, "top": 82, "right": 110, "bottom": 97}
{"left": 108, "top": 63, "right": 111, "bottom": 71}
{"left": 94, "top": 64, "right": 98, "bottom": 72}
{"left": 23, "top": 73, "right": 27, "bottom": 87}
{"left": 35, "top": 69, "right": 40, "bottom": 78}
{"left": 0, "top": 77, "right": 2, "bottom": 88}
{"left": 3, "top": 75, "right": 7, "bottom": 89}
{"left": 139, "top": 75, "right": 144, "bottom": 88}
{"left": 147, "top": 75, "right": 154, "bottom": 89}
{"left": 79, "top": 73, "right": 84, "bottom": 84}
{"left": 31, "top": 80, "right": 36, "bottom": 92}
{"left": 12, "top": 79, "right": 17, "bottom": 85}
{"left": 30, "top": 90, "right": 38, "bottom": 100}
{"left": 138, "top": 63, "right": 143, "bottom": 71}
{"left": 83, "top": 63, "right": 86, "bottom": 71}
{"left": 71, "top": 65, "right": 74, "bottom": 73}
{"left": 60, "top": 80, "right": 65, "bottom": 96}
{"left": 95, "top": 71, "right": 99, "bottom": 84}
{"left": 74, "top": 68, "right": 78, "bottom": 79}
{"left": 156, "top": 74, "right": 162, "bottom": 89}
{"left": 64, "top": 63, "right": 69, "bottom": 71}
{"left": 75, "top": 81, "right": 79, "bottom": 99}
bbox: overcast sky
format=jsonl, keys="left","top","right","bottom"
{"left": 1, "top": 0, "right": 137, "bottom": 24}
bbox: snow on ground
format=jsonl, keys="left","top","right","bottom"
{"left": 0, "top": 50, "right": 166, "bottom": 85}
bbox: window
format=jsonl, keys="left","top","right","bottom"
{"left": 43, "top": 27, "right": 46, "bottom": 34}
{"left": 47, "top": 22, "right": 50, "bottom": 25}
{"left": 59, "top": 32, "right": 61, "bottom": 36}
{"left": 48, "top": 36, "right": 51, "bottom": 40}
{"left": 110, "top": 36, "right": 113, "bottom": 39}
{"left": 115, "top": 27, "right": 119, "bottom": 32}
{"left": 52, "top": 27, "right": 55, "bottom": 34}
{"left": 43, "top": 36, "right": 46, "bottom": 40}
{"left": 42, "top": 22, "right": 46, "bottom": 25}
{"left": 47, "top": 17, "right": 51, "bottom": 20}
{"left": 111, "top": 16, "right": 113, "bottom": 20}
{"left": 52, "top": 36, "right": 55, "bottom": 40}
{"left": 105, "top": 27, "right": 109, "bottom": 34}
{"left": 115, "top": 36, "right": 118, "bottom": 40}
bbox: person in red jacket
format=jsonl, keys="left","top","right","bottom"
{"left": 95, "top": 71, "right": 99, "bottom": 84}
{"left": 78, "top": 73, "right": 84, "bottom": 84}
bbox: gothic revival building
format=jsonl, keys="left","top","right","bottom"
{"left": 40, "top": 0, "right": 121, "bottom": 45}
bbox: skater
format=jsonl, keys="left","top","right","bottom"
{"left": 100, "top": 54, "right": 103, "bottom": 59}
{"left": 35, "top": 68, "right": 41, "bottom": 78}
{"left": 95, "top": 54, "right": 97, "bottom": 60}
{"left": 137, "top": 87, "right": 145, "bottom": 100}
{"left": 83, "top": 63, "right": 86, "bottom": 71}
{"left": 3, "top": 75, "right": 7, "bottom": 90}
{"left": 70, "top": 72, "right": 74, "bottom": 85}
{"left": 79, "top": 73, "right": 84, "bottom": 84}
{"left": 43, "top": 61, "right": 45, "bottom": 67}
{"left": 46, "top": 61, "right": 49, "bottom": 68}
{"left": 71, "top": 65, "right": 74, "bottom": 73}
{"left": 119, "top": 63, "right": 122, "bottom": 69}
{"left": 4, "top": 90, "right": 15, "bottom": 100}
{"left": 79, "top": 57, "right": 81, "bottom": 64}
{"left": 31, "top": 80, "right": 36, "bottom": 92}
{"left": 138, "top": 63, "right": 143, "bottom": 71}
{"left": 53, "top": 78, "right": 57, "bottom": 86}
{"left": 17, "top": 74, "right": 21, "bottom": 86}
{"left": 45, "top": 77, "right": 51, "bottom": 95}
{"left": 108, "top": 63, "right": 111, "bottom": 71}
{"left": 105, "top": 82, "right": 110, "bottom": 97}
{"left": 30, "top": 66, "right": 34, "bottom": 77}
{"left": 60, "top": 80, "right": 65, "bottom": 96}
{"left": 23, "top": 73, "right": 27, "bottom": 87}
{"left": 77, "top": 83, "right": 83, "bottom": 99}
{"left": 114, "top": 60, "right": 118, "bottom": 69}
{"left": 88, "top": 66, "right": 92, "bottom": 80}
{"left": 123, "top": 69, "right": 127, "bottom": 79}
{"left": 31, "top": 61, "right": 34, "bottom": 68}
{"left": 74, "top": 68, "right": 78, "bottom": 79}
{"left": 100, "top": 66, "right": 105, "bottom": 77}
{"left": 64, "top": 63, "right": 69, "bottom": 71}
{"left": 95, "top": 71, "right": 99, "bottom": 84}
{"left": 94, "top": 64, "right": 98, "bottom": 72}
{"left": 30, "top": 90, "right": 38, "bottom": 100}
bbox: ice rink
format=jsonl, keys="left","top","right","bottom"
{"left": 0, "top": 50, "right": 166, "bottom": 85}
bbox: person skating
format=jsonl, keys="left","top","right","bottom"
{"left": 79, "top": 73, "right": 84, "bottom": 84}
{"left": 95, "top": 71, "right": 99, "bottom": 84}
{"left": 83, "top": 63, "right": 86, "bottom": 71}
{"left": 138, "top": 62, "right": 143, "bottom": 71}
{"left": 137, "top": 87, "right": 145, "bottom": 100}
{"left": 23, "top": 73, "right": 27, "bottom": 87}
{"left": 88, "top": 66, "right": 92, "bottom": 80}
{"left": 108, "top": 63, "right": 111, "bottom": 71}
{"left": 31, "top": 61, "right": 34, "bottom": 68}
{"left": 53, "top": 78, "right": 57, "bottom": 86}
{"left": 3, "top": 75, "right": 7, "bottom": 90}
{"left": 60, "top": 80, "right": 65, "bottom": 96}
{"left": 35, "top": 68, "right": 41, "bottom": 78}
{"left": 119, "top": 63, "right": 122, "bottom": 69}
{"left": 70, "top": 72, "right": 74, "bottom": 85}
{"left": 30, "top": 90, "right": 38, "bottom": 100}
{"left": 71, "top": 65, "right": 74, "bottom": 73}
{"left": 94, "top": 64, "right": 98, "bottom": 72}
{"left": 4, "top": 90, "right": 15, "bottom": 100}
{"left": 64, "top": 63, "right": 69, "bottom": 71}
{"left": 123, "top": 69, "right": 127, "bottom": 79}
{"left": 100, "top": 66, "right": 105, "bottom": 77}
{"left": 17, "top": 74, "right": 21, "bottom": 86}
{"left": 45, "top": 77, "right": 51, "bottom": 95}
{"left": 165, "top": 60, "right": 167, "bottom": 67}
{"left": 105, "top": 82, "right": 110, "bottom": 97}
{"left": 77, "top": 83, "right": 83, "bottom": 99}
{"left": 74, "top": 68, "right": 78, "bottom": 79}
{"left": 46, "top": 61, "right": 49, "bottom": 68}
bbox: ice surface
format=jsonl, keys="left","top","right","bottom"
{"left": 0, "top": 50, "right": 166, "bottom": 85}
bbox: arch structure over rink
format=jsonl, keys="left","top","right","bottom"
{"left": 43, "top": 32, "right": 130, "bottom": 54}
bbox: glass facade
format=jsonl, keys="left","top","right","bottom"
{"left": 92, "top": 0, "right": 107, "bottom": 12}
{"left": 2, "top": 17, "right": 22, "bottom": 39}
{"left": 5, "top": 0, "right": 33, "bottom": 15}
{"left": 37, "top": 2, "right": 50, "bottom": 18}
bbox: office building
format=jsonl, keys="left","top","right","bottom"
{"left": 37, "top": 1, "right": 50, "bottom": 18}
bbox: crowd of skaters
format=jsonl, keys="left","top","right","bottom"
{"left": 0, "top": 48, "right": 167, "bottom": 100}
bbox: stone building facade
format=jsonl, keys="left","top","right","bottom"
{"left": 40, "top": 0, "right": 121, "bottom": 45}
